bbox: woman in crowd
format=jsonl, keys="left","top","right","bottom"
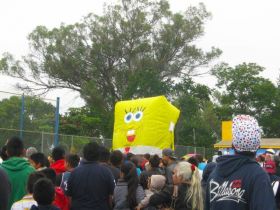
{"left": 149, "top": 161, "right": 203, "bottom": 210}
{"left": 113, "top": 161, "right": 145, "bottom": 210}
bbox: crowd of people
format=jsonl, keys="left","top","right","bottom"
{"left": 0, "top": 115, "right": 280, "bottom": 210}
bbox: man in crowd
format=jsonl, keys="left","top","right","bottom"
{"left": 0, "top": 136, "right": 35, "bottom": 209}
{"left": 140, "top": 154, "right": 163, "bottom": 189}
{"left": 59, "top": 153, "right": 80, "bottom": 192}
{"left": 66, "top": 142, "right": 115, "bottom": 210}
{"left": 99, "top": 146, "right": 120, "bottom": 183}
{"left": 0, "top": 167, "right": 10, "bottom": 210}
{"left": 205, "top": 115, "right": 276, "bottom": 210}
{"left": 162, "top": 148, "right": 177, "bottom": 185}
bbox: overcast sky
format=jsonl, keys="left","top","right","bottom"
{"left": 0, "top": 0, "right": 279, "bottom": 112}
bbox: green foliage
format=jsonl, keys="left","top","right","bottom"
{"left": 0, "top": 0, "right": 221, "bottom": 139}
{"left": 173, "top": 79, "right": 220, "bottom": 147}
{"left": 212, "top": 62, "right": 280, "bottom": 137}
{"left": 60, "top": 107, "right": 109, "bottom": 137}
{"left": 0, "top": 96, "right": 55, "bottom": 132}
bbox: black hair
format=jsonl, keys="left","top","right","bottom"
{"left": 65, "top": 154, "right": 80, "bottom": 168}
{"left": 51, "top": 146, "right": 65, "bottom": 161}
{"left": 27, "top": 172, "right": 45, "bottom": 193}
{"left": 144, "top": 153, "right": 150, "bottom": 160}
{"left": 33, "top": 178, "right": 55, "bottom": 205}
{"left": 126, "top": 153, "right": 135, "bottom": 161}
{"left": 0, "top": 145, "right": 8, "bottom": 161}
{"left": 217, "top": 151, "right": 223, "bottom": 156}
{"left": 30, "top": 153, "right": 48, "bottom": 168}
{"left": 187, "top": 156, "right": 199, "bottom": 167}
{"left": 149, "top": 154, "right": 160, "bottom": 168}
{"left": 110, "top": 150, "right": 123, "bottom": 167}
{"left": 83, "top": 142, "right": 100, "bottom": 161}
{"left": 121, "top": 161, "right": 139, "bottom": 209}
{"left": 131, "top": 156, "right": 140, "bottom": 168}
{"left": 6, "top": 136, "right": 24, "bottom": 157}
{"left": 232, "top": 145, "right": 256, "bottom": 158}
{"left": 40, "top": 168, "right": 56, "bottom": 185}
{"left": 98, "top": 146, "right": 110, "bottom": 162}
{"left": 195, "top": 154, "right": 203, "bottom": 163}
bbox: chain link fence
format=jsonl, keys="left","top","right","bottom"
{"left": 0, "top": 128, "right": 215, "bottom": 158}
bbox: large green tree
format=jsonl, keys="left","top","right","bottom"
{"left": 0, "top": 0, "right": 221, "bottom": 138}
{"left": 0, "top": 96, "right": 55, "bottom": 131}
{"left": 212, "top": 62, "right": 280, "bottom": 137}
{"left": 174, "top": 78, "right": 220, "bottom": 147}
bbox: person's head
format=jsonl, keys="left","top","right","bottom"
{"left": 149, "top": 154, "right": 160, "bottom": 168}
{"left": 6, "top": 136, "right": 24, "bottom": 157}
{"left": 144, "top": 153, "right": 150, "bottom": 161}
{"left": 26, "top": 147, "right": 38, "bottom": 159}
{"left": 172, "top": 161, "right": 203, "bottom": 210}
{"left": 148, "top": 175, "right": 166, "bottom": 192}
{"left": 264, "top": 160, "right": 276, "bottom": 175}
{"left": 0, "top": 145, "right": 8, "bottom": 161}
{"left": 83, "top": 142, "right": 100, "bottom": 161}
{"left": 187, "top": 156, "right": 199, "bottom": 167}
{"left": 110, "top": 150, "right": 123, "bottom": 167}
{"left": 217, "top": 151, "right": 223, "bottom": 156}
{"left": 33, "top": 178, "right": 55, "bottom": 206}
{"left": 126, "top": 153, "right": 135, "bottom": 161}
{"left": 30, "top": 152, "right": 48, "bottom": 169}
{"left": 162, "top": 148, "right": 176, "bottom": 166}
{"left": 120, "top": 161, "right": 139, "bottom": 209}
{"left": 195, "top": 154, "right": 203, "bottom": 163}
{"left": 131, "top": 156, "right": 140, "bottom": 168}
{"left": 65, "top": 154, "right": 80, "bottom": 171}
{"left": 232, "top": 115, "right": 261, "bottom": 156}
{"left": 27, "top": 172, "right": 45, "bottom": 194}
{"left": 98, "top": 146, "right": 110, "bottom": 163}
{"left": 51, "top": 146, "right": 65, "bottom": 162}
{"left": 40, "top": 168, "right": 56, "bottom": 185}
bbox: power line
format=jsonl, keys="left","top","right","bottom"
{"left": 0, "top": 90, "right": 56, "bottom": 102}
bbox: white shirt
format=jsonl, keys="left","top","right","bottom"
{"left": 11, "top": 194, "right": 37, "bottom": 210}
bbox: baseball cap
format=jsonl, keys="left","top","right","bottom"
{"left": 232, "top": 115, "right": 261, "bottom": 153}
{"left": 266, "top": 149, "right": 275, "bottom": 155}
{"left": 162, "top": 148, "right": 177, "bottom": 159}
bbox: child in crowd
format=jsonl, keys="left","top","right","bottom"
{"left": 41, "top": 168, "right": 69, "bottom": 210}
{"left": 11, "top": 172, "right": 45, "bottom": 210}
{"left": 58, "top": 154, "right": 80, "bottom": 192}
{"left": 136, "top": 175, "right": 166, "bottom": 210}
{"left": 26, "top": 147, "right": 38, "bottom": 159}
{"left": 30, "top": 153, "right": 49, "bottom": 171}
{"left": 50, "top": 146, "right": 66, "bottom": 175}
{"left": 30, "top": 178, "right": 60, "bottom": 210}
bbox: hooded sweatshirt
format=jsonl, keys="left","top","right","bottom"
{"left": 205, "top": 154, "right": 276, "bottom": 210}
{"left": 50, "top": 159, "right": 66, "bottom": 175}
{"left": 0, "top": 157, "right": 35, "bottom": 210}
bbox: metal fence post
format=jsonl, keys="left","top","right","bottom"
{"left": 19, "top": 94, "right": 25, "bottom": 139}
{"left": 41, "top": 132, "right": 44, "bottom": 152}
{"left": 54, "top": 97, "right": 60, "bottom": 147}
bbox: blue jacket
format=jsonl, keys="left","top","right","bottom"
{"left": 205, "top": 154, "right": 276, "bottom": 210}
{"left": 66, "top": 161, "right": 115, "bottom": 210}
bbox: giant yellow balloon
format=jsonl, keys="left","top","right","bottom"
{"left": 113, "top": 96, "right": 180, "bottom": 155}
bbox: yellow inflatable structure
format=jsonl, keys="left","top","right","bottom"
{"left": 113, "top": 96, "right": 180, "bottom": 155}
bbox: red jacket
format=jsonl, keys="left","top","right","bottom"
{"left": 54, "top": 187, "right": 69, "bottom": 210}
{"left": 50, "top": 159, "right": 66, "bottom": 175}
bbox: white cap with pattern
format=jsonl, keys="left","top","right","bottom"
{"left": 232, "top": 115, "right": 261, "bottom": 152}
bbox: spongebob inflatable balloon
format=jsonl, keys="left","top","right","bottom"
{"left": 113, "top": 96, "right": 180, "bottom": 155}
